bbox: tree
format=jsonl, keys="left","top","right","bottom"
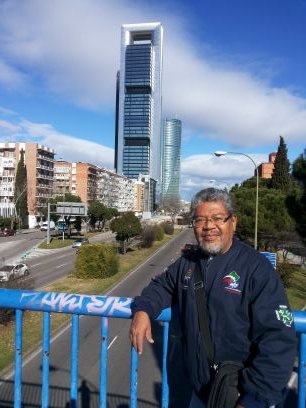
{"left": 292, "top": 153, "right": 306, "bottom": 188}
{"left": 110, "top": 212, "right": 142, "bottom": 253}
{"left": 270, "top": 136, "right": 291, "bottom": 191}
{"left": 231, "top": 183, "right": 296, "bottom": 250}
{"left": 14, "top": 149, "right": 28, "bottom": 228}
{"left": 88, "top": 201, "right": 118, "bottom": 231}
{"left": 290, "top": 153, "right": 306, "bottom": 238}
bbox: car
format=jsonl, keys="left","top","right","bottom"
{"left": 181, "top": 243, "right": 194, "bottom": 253}
{"left": 72, "top": 238, "right": 89, "bottom": 249}
{"left": 0, "top": 229, "right": 16, "bottom": 237}
{"left": 0, "top": 263, "right": 30, "bottom": 282}
{"left": 40, "top": 221, "right": 55, "bottom": 231}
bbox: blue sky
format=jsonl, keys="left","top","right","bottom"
{"left": 1, "top": 0, "right": 306, "bottom": 200}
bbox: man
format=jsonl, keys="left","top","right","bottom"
{"left": 130, "top": 188, "right": 296, "bottom": 408}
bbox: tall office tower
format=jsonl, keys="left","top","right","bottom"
{"left": 114, "top": 71, "right": 120, "bottom": 173}
{"left": 116, "top": 22, "right": 163, "bottom": 187}
{"left": 160, "top": 118, "right": 182, "bottom": 206}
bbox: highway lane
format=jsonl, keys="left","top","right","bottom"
{"left": 0, "top": 228, "right": 196, "bottom": 407}
{"left": 0, "top": 230, "right": 46, "bottom": 265}
{"left": 0, "top": 231, "right": 116, "bottom": 288}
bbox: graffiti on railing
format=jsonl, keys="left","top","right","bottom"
{"left": 20, "top": 291, "right": 132, "bottom": 317}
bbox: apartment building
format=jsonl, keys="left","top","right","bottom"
{"left": 258, "top": 152, "right": 277, "bottom": 179}
{"left": 0, "top": 142, "right": 55, "bottom": 228}
{"left": 54, "top": 161, "right": 99, "bottom": 203}
{"left": 97, "top": 169, "right": 135, "bottom": 212}
{"left": 53, "top": 161, "right": 71, "bottom": 199}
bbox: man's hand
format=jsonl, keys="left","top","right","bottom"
{"left": 130, "top": 311, "right": 154, "bottom": 354}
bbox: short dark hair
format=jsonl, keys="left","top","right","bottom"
{"left": 190, "top": 188, "right": 235, "bottom": 218}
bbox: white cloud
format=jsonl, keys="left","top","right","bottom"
{"left": 0, "top": 119, "right": 20, "bottom": 134}
{"left": 180, "top": 153, "right": 267, "bottom": 199}
{"left": 0, "top": 1, "right": 305, "bottom": 199}
{"left": 1, "top": 118, "right": 115, "bottom": 170}
{"left": 0, "top": 0, "right": 306, "bottom": 147}
{"left": 0, "top": 59, "right": 26, "bottom": 89}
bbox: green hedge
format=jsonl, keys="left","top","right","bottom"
{"left": 75, "top": 244, "right": 119, "bottom": 279}
{"left": 153, "top": 225, "right": 165, "bottom": 241}
{"left": 161, "top": 222, "right": 174, "bottom": 235}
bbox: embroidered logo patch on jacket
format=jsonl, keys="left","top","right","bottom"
{"left": 275, "top": 305, "right": 293, "bottom": 327}
{"left": 222, "top": 271, "right": 242, "bottom": 294}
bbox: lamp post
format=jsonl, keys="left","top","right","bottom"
{"left": 214, "top": 150, "right": 259, "bottom": 250}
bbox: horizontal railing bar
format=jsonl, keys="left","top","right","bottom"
{"left": 0, "top": 289, "right": 172, "bottom": 321}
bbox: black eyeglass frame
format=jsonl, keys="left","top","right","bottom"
{"left": 192, "top": 214, "right": 232, "bottom": 228}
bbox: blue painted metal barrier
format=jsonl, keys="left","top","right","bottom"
{"left": 0, "top": 288, "right": 305, "bottom": 407}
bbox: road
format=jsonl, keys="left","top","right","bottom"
{"left": 0, "top": 230, "right": 46, "bottom": 266}
{"left": 0, "top": 228, "right": 196, "bottom": 407}
{"left": 0, "top": 230, "right": 115, "bottom": 288}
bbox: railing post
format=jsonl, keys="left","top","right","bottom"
{"left": 130, "top": 346, "right": 139, "bottom": 408}
{"left": 70, "top": 314, "right": 79, "bottom": 407}
{"left": 162, "top": 321, "right": 169, "bottom": 408}
{"left": 42, "top": 312, "right": 51, "bottom": 408}
{"left": 14, "top": 309, "right": 23, "bottom": 408}
{"left": 99, "top": 316, "right": 108, "bottom": 408}
{"left": 298, "top": 332, "right": 306, "bottom": 408}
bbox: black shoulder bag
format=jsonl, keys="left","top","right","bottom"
{"left": 193, "top": 261, "right": 243, "bottom": 408}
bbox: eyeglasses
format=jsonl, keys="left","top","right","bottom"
{"left": 192, "top": 214, "right": 232, "bottom": 228}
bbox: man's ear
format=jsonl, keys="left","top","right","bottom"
{"left": 232, "top": 215, "right": 237, "bottom": 232}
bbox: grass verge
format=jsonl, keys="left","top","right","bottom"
{"left": 287, "top": 268, "right": 306, "bottom": 310}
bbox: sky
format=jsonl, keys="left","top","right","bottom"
{"left": 1, "top": 0, "right": 306, "bottom": 201}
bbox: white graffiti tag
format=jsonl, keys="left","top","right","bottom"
{"left": 86, "top": 296, "right": 132, "bottom": 317}
{"left": 41, "top": 292, "right": 86, "bottom": 312}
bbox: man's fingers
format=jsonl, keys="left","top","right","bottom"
{"left": 130, "top": 311, "right": 153, "bottom": 354}
{"left": 145, "top": 326, "right": 154, "bottom": 344}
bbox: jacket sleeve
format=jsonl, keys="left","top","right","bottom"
{"left": 131, "top": 259, "right": 180, "bottom": 319}
{"left": 240, "top": 260, "right": 297, "bottom": 406}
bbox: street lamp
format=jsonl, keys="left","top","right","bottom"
{"left": 214, "top": 150, "right": 259, "bottom": 250}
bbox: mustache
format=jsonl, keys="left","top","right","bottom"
{"left": 202, "top": 233, "right": 221, "bottom": 237}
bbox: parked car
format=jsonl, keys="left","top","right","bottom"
{"left": 0, "top": 263, "right": 30, "bottom": 282}
{"left": 181, "top": 243, "right": 194, "bottom": 253}
{"left": 40, "top": 221, "right": 55, "bottom": 231}
{"left": 0, "top": 229, "right": 16, "bottom": 237}
{"left": 72, "top": 238, "right": 89, "bottom": 249}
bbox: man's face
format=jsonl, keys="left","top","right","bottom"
{"left": 193, "top": 201, "right": 237, "bottom": 255}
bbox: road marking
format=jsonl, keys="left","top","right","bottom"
{"left": 30, "top": 262, "right": 42, "bottom": 267}
{"left": 108, "top": 335, "right": 118, "bottom": 350}
{"left": 57, "top": 253, "right": 69, "bottom": 259}
{"left": 56, "top": 263, "right": 68, "bottom": 268}
{"left": 288, "top": 371, "right": 298, "bottom": 389}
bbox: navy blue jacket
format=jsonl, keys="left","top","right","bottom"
{"left": 132, "top": 237, "right": 296, "bottom": 407}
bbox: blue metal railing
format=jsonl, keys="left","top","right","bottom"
{"left": 0, "top": 288, "right": 305, "bottom": 408}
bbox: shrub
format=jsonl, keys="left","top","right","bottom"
{"left": 161, "top": 222, "right": 174, "bottom": 235}
{"left": 0, "top": 275, "right": 35, "bottom": 325}
{"left": 75, "top": 244, "right": 119, "bottom": 279}
{"left": 141, "top": 226, "right": 156, "bottom": 248}
{"left": 276, "top": 261, "right": 297, "bottom": 288}
{"left": 153, "top": 225, "right": 165, "bottom": 241}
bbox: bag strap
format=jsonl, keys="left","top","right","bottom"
{"left": 193, "top": 260, "right": 214, "bottom": 367}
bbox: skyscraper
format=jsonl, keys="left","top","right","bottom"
{"left": 161, "top": 118, "right": 182, "bottom": 206}
{"left": 115, "top": 22, "right": 163, "bottom": 187}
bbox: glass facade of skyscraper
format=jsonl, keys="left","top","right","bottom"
{"left": 116, "top": 23, "right": 163, "bottom": 189}
{"left": 161, "top": 118, "right": 182, "bottom": 204}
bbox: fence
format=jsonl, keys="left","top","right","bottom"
{"left": 0, "top": 288, "right": 305, "bottom": 408}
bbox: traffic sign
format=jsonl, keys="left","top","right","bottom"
{"left": 260, "top": 251, "right": 277, "bottom": 269}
